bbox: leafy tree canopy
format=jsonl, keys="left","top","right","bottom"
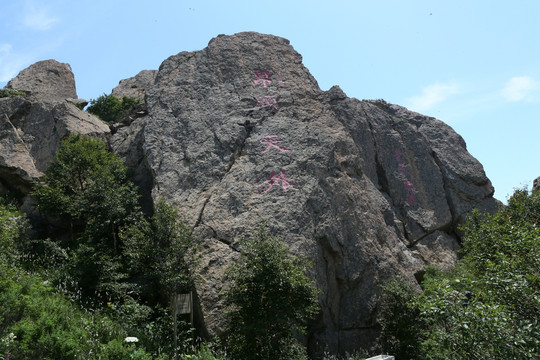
{"left": 32, "top": 134, "right": 140, "bottom": 250}
{"left": 379, "top": 188, "right": 540, "bottom": 359}
{"left": 87, "top": 93, "right": 139, "bottom": 123}
{"left": 224, "top": 227, "right": 319, "bottom": 360}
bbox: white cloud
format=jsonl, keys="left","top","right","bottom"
{"left": 501, "top": 76, "right": 538, "bottom": 102}
{"left": 22, "top": 3, "right": 59, "bottom": 31}
{"left": 0, "top": 44, "right": 33, "bottom": 82}
{"left": 406, "top": 82, "right": 459, "bottom": 112}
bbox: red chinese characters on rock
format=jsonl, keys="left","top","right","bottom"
{"left": 253, "top": 70, "right": 272, "bottom": 87}
{"left": 259, "top": 170, "right": 293, "bottom": 193}
{"left": 395, "top": 150, "right": 419, "bottom": 206}
{"left": 250, "top": 70, "right": 292, "bottom": 194}
{"left": 256, "top": 94, "right": 278, "bottom": 110}
{"left": 260, "top": 134, "right": 290, "bottom": 153}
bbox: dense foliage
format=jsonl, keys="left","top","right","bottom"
{"left": 379, "top": 188, "right": 540, "bottom": 359}
{"left": 31, "top": 135, "right": 142, "bottom": 303}
{"left": 0, "top": 135, "right": 205, "bottom": 359}
{"left": 223, "top": 227, "right": 319, "bottom": 360}
{"left": 87, "top": 93, "right": 139, "bottom": 123}
{"left": 1, "top": 135, "right": 322, "bottom": 359}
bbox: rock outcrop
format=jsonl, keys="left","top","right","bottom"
{"left": 0, "top": 60, "right": 109, "bottom": 194}
{"left": 111, "top": 69, "right": 157, "bottom": 102}
{"left": 110, "top": 32, "right": 498, "bottom": 355}
{"left": 0, "top": 34, "right": 498, "bottom": 356}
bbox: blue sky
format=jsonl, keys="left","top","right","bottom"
{"left": 1, "top": 1, "right": 539, "bottom": 202}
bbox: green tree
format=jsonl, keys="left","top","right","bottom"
{"left": 223, "top": 227, "right": 319, "bottom": 360}
{"left": 378, "top": 188, "right": 540, "bottom": 359}
{"left": 31, "top": 135, "right": 142, "bottom": 302}
{"left": 87, "top": 93, "right": 139, "bottom": 123}
{"left": 120, "top": 198, "right": 201, "bottom": 306}
{"left": 32, "top": 134, "right": 140, "bottom": 251}
{"left": 378, "top": 278, "right": 423, "bottom": 360}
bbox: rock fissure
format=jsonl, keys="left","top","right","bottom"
{"left": 405, "top": 220, "right": 455, "bottom": 249}
{"left": 205, "top": 223, "right": 239, "bottom": 252}
{"left": 431, "top": 150, "right": 458, "bottom": 225}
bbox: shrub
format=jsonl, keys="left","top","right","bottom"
{"left": 223, "top": 227, "right": 319, "bottom": 360}
{"left": 0, "top": 88, "right": 27, "bottom": 98}
{"left": 378, "top": 188, "right": 540, "bottom": 359}
{"left": 31, "top": 135, "right": 142, "bottom": 303}
{"left": 120, "top": 198, "right": 201, "bottom": 306}
{"left": 378, "top": 278, "right": 422, "bottom": 359}
{"left": 0, "top": 264, "right": 157, "bottom": 359}
{"left": 87, "top": 93, "right": 139, "bottom": 123}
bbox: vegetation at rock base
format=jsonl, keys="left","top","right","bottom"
{"left": 379, "top": 188, "right": 540, "bottom": 359}
{"left": 87, "top": 93, "right": 139, "bottom": 123}
{"left": 6, "top": 132, "right": 538, "bottom": 359}
{"left": 223, "top": 227, "right": 320, "bottom": 360}
{"left": 1, "top": 135, "right": 203, "bottom": 359}
{"left": 0, "top": 135, "right": 321, "bottom": 359}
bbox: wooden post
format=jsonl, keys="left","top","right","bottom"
{"left": 173, "top": 295, "right": 178, "bottom": 359}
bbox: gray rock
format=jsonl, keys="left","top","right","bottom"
{"left": 533, "top": 176, "right": 540, "bottom": 192}
{"left": 6, "top": 60, "right": 77, "bottom": 103}
{"left": 410, "top": 230, "right": 460, "bottom": 272}
{"left": 111, "top": 69, "right": 157, "bottom": 102}
{"left": 0, "top": 62, "right": 109, "bottom": 193}
{"left": 119, "top": 32, "right": 497, "bottom": 355}
{"left": 1, "top": 32, "right": 499, "bottom": 356}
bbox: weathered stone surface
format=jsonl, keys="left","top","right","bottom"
{"left": 109, "top": 69, "right": 157, "bottom": 212}
{"left": 410, "top": 230, "right": 460, "bottom": 272}
{"left": 6, "top": 60, "right": 77, "bottom": 103}
{"left": 115, "top": 32, "right": 498, "bottom": 355}
{"left": 2, "top": 32, "right": 498, "bottom": 357}
{"left": 0, "top": 63, "right": 109, "bottom": 193}
{"left": 0, "top": 112, "right": 41, "bottom": 192}
{"left": 533, "top": 176, "right": 540, "bottom": 192}
{"left": 111, "top": 70, "right": 157, "bottom": 102}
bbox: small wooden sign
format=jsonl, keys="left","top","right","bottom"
{"left": 172, "top": 293, "right": 192, "bottom": 315}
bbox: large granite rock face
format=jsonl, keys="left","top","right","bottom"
{"left": 110, "top": 32, "right": 497, "bottom": 355}
{"left": 1, "top": 33, "right": 498, "bottom": 356}
{"left": 0, "top": 60, "right": 110, "bottom": 193}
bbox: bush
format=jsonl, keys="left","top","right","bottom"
{"left": 0, "top": 262, "right": 157, "bottom": 359}
{"left": 87, "top": 93, "right": 139, "bottom": 123}
{"left": 378, "top": 278, "right": 422, "bottom": 359}
{"left": 378, "top": 188, "right": 540, "bottom": 359}
{"left": 0, "top": 88, "right": 27, "bottom": 98}
{"left": 120, "top": 198, "right": 201, "bottom": 306}
{"left": 25, "top": 135, "right": 202, "bottom": 358}
{"left": 223, "top": 227, "right": 319, "bottom": 360}
{"left": 31, "top": 135, "right": 142, "bottom": 303}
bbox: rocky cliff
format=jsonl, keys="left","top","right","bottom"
{"left": 0, "top": 60, "right": 109, "bottom": 194}
{"left": 1, "top": 32, "right": 498, "bottom": 356}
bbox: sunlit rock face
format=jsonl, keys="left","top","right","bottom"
{"left": 111, "top": 32, "right": 496, "bottom": 355}
{"left": 0, "top": 60, "right": 109, "bottom": 193}
{"left": 2, "top": 34, "right": 497, "bottom": 357}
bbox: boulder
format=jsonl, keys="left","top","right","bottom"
{"left": 6, "top": 60, "right": 77, "bottom": 103}
{"left": 113, "top": 32, "right": 497, "bottom": 355}
{"left": 0, "top": 61, "right": 110, "bottom": 193}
